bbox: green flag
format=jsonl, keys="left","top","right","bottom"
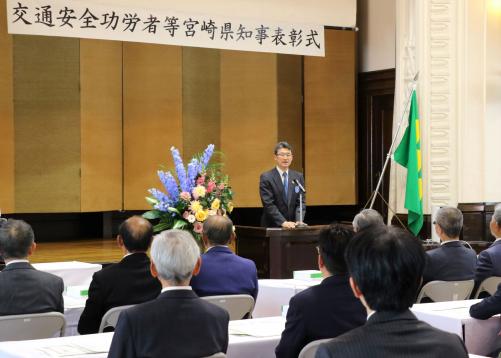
{"left": 394, "top": 90, "right": 423, "bottom": 236}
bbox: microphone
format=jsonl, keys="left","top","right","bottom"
{"left": 292, "top": 179, "right": 306, "bottom": 193}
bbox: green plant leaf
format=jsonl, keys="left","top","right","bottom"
{"left": 172, "top": 219, "right": 188, "bottom": 229}
{"left": 153, "top": 222, "right": 170, "bottom": 233}
{"left": 145, "top": 196, "right": 158, "bottom": 206}
{"left": 143, "top": 210, "right": 162, "bottom": 220}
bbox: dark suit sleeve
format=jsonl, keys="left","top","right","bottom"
{"left": 56, "top": 278, "right": 64, "bottom": 314}
{"left": 78, "top": 273, "right": 105, "bottom": 334}
{"left": 259, "top": 173, "right": 286, "bottom": 226}
{"left": 108, "top": 311, "right": 136, "bottom": 358}
{"left": 475, "top": 250, "right": 493, "bottom": 284}
{"left": 422, "top": 252, "right": 434, "bottom": 284}
{"left": 469, "top": 283, "right": 501, "bottom": 319}
{"left": 252, "top": 267, "right": 258, "bottom": 302}
{"left": 294, "top": 173, "right": 306, "bottom": 222}
{"left": 275, "top": 295, "right": 306, "bottom": 358}
{"left": 315, "top": 343, "right": 333, "bottom": 358}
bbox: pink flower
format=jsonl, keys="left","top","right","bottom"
{"left": 194, "top": 221, "right": 203, "bottom": 233}
{"left": 218, "top": 183, "right": 225, "bottom": 190}
{"left": 207, "top": 181, "right": 216, "bottom": 193}
{"left": 196, "top": 175, "right": 206, "bottom": 185}
{"left": 180, "top": 191, "right": 191, "bottom": 201}
{"left": 182, "top": 211, "right": 190, "bottom": 220}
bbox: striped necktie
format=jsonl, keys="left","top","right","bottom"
{"left": 283, "top": 171, "right": 288, "bottom": 201}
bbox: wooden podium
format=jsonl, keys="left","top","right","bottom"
{"left": 235, "top": 225, "right": 328, "bottom": 279}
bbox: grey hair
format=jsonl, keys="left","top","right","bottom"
{"left": 0, "top": 219, "right": 34, "bottom": 259}
{"left": 352, "top": 209, "right": 384, "bottom": 232}
{"left": 493, "top": 203, "right": 501, "bottom": 227}
{"left": 151, "top": 229, "right": 200, "bottom": 284}
{"left": 435, "top": 206, "right": 463, "bottom": 238}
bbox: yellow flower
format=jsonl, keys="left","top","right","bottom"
{"left": 195, "top": 210, "right": 208, "bottom": 222}
{"left": 211, "top": 198, "right": 221, "bottom": 210}
{"left": 190, "top": 200, "right": 202, "bottom": 213}
{"left": 192, "top": 185, "right": 206, "bottom": 199}
{"left": 227, "top": 202, "right": 234, "bottom": 213}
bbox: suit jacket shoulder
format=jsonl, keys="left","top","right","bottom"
{"left": 108, "top": 290, "right": 229, "bottom": 358}
{"left": 316, "top": 310, "right": 468, "bottom": 358}
{"left": 0, "top": 263, "right": 64, "bottom": 315}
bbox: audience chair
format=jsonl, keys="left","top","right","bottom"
{"left": 0, "top": 312, "right": 65, "bottom": 341}
{"left": 98, "top": 304, "right": 135, "bottom": 333}
{"left": 474, "top": 276, "right": 501, "bottom": 298}
{"left": 416, "top": 280, "right": 474, "bottom": 303}
{"left": 298, "top": 338, "right": 332, "bottom": 358}
{"left": 203, "top": 353, "right": 226, "bottom": 358}
{"left": 202, "top": 294, "right": 254, "bottom": 320}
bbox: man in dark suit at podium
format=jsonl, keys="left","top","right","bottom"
{"left": 259, "top": 141, "right": 306, "bottom": 228}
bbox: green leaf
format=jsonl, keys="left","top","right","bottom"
{"left": 153, "top": 222, "right": 170, "bottom": 233}
{"left": 172, "top": 220, "right": 188, "bottom": 229}
{"left": 167, "top": 207, "right": 181, "bottom": 215}
{"left": 143, "top": 210, "right": 162, "bottom": 220}
{"left": 145, "top": 197, "right": 158, "bottom": 206}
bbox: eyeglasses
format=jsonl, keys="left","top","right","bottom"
{"left": 276, "top": 153, "right": 292, "bottom": 158}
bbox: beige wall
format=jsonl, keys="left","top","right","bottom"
{"left": 358, "top": 0, "right": 396, "bottom": 72}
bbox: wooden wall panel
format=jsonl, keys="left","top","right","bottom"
{"left": 277, "top": 54, "right": 303, "bottom": 172}
{"left": 220, "top": 51, "right": 278, "bottom": 207}
{"left": 80, "top": 39, "right": 123, "bottom": 212}
{"left": 14, "top": 36, "right": 81, "bottom": 213}
{"left": 0, "top": 0, "right": 14, "bottom": 213}
{"left": 123, "top": 43, "right": 182, "bottom": 210}
{"left": 182, "top": 47, "right": 220, "bottom": 159}
{"left": 304, "top": 30, "right": 356, "bottom": 205}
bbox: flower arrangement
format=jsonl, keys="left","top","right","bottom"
{"left": 143, "top": 144, "right": 233, "bottom": 242}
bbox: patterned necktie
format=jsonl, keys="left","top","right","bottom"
{"left": 283, "top": 171, "right": 288, "bottom": 201}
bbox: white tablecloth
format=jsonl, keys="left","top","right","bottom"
{"left": 253, "top": 279, "right": 320, "bottom": 318}
{"left": 33, "top": 261, "right": 101, "bottom": 287}
{"left": 63, "top": 295, "right": 87, "bottom": 336}
{"left": 0, "top": 317, "right": 286, "bottom": 358}
{"left": 411, "top": 299, "right": 501, "bottom": 356}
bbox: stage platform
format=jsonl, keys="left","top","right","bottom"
{"left": 30, "top": 239, "right": 123, "bottom": 264}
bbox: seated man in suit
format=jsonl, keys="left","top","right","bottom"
{"left": 474, "top": 203, "right": 501, "bottom": 293}
{"left": 316, "top": 226, "right": 468, "bottom": 358}
{"left": 275, "top": 224, "right": 366, "bottom": 358}
{"left": 422, "top": 206, "right": 476, "bottom": 284}
{"left": 0, "top": 219, "right": 64, "bottom": 315}
{"left": 108, "top": 229, "right": 229, "bottom": 358}
{"left": 352, "top": 209, "right": 384, "bottom": 232}
{"left": 259, "top": 141, "right": 306, "bottom": 229}
{"left": 190, "top": 215, "right": 258, "bottom": 301}
{"left": 78, "top": 216, "right": 161, "bottom": 334}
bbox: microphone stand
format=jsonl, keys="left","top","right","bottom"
{"left": 293, "top": 180, "right": 307, "bottom": 228}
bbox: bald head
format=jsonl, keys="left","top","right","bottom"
{"left": 203, "top": 215, "right": 233, "bottom": 246}
{"left": 119, "top": 216, "right": 154, "bottom": 252}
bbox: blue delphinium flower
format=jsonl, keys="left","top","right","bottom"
{"left": 148, "top": 188, "right": 170, "bottom": 211}
{"left": 171, "top": 147, "right": 189, "bottom": 193}
{"left": 187, "top": 158, "right": 199, "bottom": 190}
{"left": 200, "top": 144, "right": 215, "bottom": 170}
{"left": 157, "top": 170, "right": 180, "bottom": 202}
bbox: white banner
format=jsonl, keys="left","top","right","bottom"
{"left": 6, "top": 0, "right": 325, "bottom": 56}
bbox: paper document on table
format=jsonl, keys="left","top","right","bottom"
{"left": 37, "top": 343, "right": 107, "bottom": 357}
{"left": 229, "top": 317, "right": 285, "bottom": 337}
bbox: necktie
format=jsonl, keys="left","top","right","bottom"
{"left": 283, "top": 172, "right": 288, "bottom": 201}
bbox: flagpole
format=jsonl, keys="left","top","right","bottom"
{"left": 368, "top": 73, "right": 419, "bottom": 210}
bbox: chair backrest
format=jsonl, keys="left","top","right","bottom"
{"left": 416, "top": 280, "right": 474, "bottom": 303}
{"left": 0, "top": 312, "right": 65, "bottom": 341}
{"left": 203, "top": 353, "right": 226, "bottom": 358}
{"left": 98, "top": 304, "right": 135, "bottom": 333}
{"left": 474, "top": 276, "right": 501, "bottom": 298}
{"left": 298, "top": 338, "right": 332, "bottom": 358}
{"left": 201, "top": 294, "right": 254, "bottom": 320}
